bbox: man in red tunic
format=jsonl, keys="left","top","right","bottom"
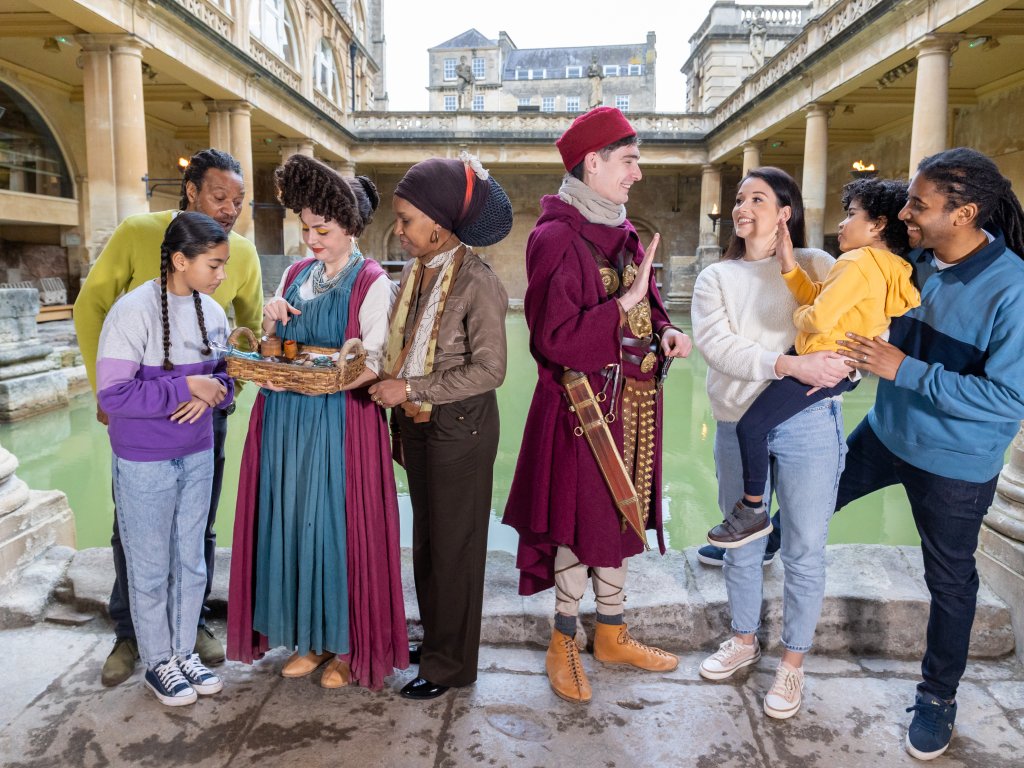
{"left": 503, "top": 108, "right": 692, "bottom": 703}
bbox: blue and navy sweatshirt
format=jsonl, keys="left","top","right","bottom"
{"left": 868, "top": 231, "right": 1024, "bottom": 482}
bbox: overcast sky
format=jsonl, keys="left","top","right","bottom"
{"left": 379, "top": 1, "right": 727, "bottom": 112}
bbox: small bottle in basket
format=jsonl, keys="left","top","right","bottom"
{"left": 260, "top": 334, "right": 283, "bottom": 358}
{"left": 283, "top": 339, "right": 298, "bottom": 360}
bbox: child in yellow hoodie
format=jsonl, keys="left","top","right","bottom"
{"left": 708, "top": 177, "right": 921, "bottom": 548}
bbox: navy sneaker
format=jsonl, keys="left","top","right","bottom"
{"left": 905, "top": 692, "right": 957, "bottom": 760}
{"left": 178, "top": 652, "right": 224, "bottom": 695}
{"left": 144, "top": 658, "right": 197, "bottom": 706}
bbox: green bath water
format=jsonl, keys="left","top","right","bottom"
{"left": 0, "top": 315, "right": 920, "bottom": 551}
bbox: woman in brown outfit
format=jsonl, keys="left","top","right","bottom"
{"left": 369, "top": 152, "right": 512, "bottom": 700}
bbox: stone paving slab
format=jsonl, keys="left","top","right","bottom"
{"left": 0, "top": 622, "right": 1022, "bottom": 768}
{"left": 55, "top": 544, "right": 1015, "bottom": 658}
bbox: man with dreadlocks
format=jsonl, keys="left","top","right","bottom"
{"left": 837, "top": 147, "right": 1024, "bottom": 761}
{"left": 75, "top": 148, "right": 263, "bottom": 687}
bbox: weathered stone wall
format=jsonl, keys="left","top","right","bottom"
{"left": 357, "top": 168, "right": 702, "bottom": 303}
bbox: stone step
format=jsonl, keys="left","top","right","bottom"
{"left": 57, "top": 542, "right": 1015, "bottom": 659}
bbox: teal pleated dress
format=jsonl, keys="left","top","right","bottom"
{"left": 253, "top": 258, "right": 361, "bottom": 655}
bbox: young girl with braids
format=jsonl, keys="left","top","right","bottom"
{"left": 96, "top": 211, "right": 234, "bottom": 706}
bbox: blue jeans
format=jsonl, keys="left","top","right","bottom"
{"left": 717, "top": 398, "right": 846, "bottom": 652}
{"left": 108, "top": 408, "right": 227, "bottom": 638}
{"left": 836, "top": 419, "right": 998, "bottom": 700}
{"left": 112, "top": 449, "right": 213, "bottom": 668}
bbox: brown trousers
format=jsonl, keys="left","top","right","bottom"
{"left": 398, "top": 390, "right": 499, "bottom": 687}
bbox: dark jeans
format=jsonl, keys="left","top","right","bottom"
{"left": 835, "top": 419, "right": 998, "bottom": 700}
{"left": 109, "top": 408, "right": 228, "bottom": 639}
{"left": 737, "top": 371, "right": 855, "bottom": 498}
{"left": 399, "top": 391, "right": 499, "bottom": 687}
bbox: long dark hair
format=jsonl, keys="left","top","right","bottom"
{"left": 178, "top": 148, "right": 242, "bottom": 211}
{"left": 723, "top": 167, "right": 807, "bottom": 260}
{"left": 158, "top": 212, "right": 228, "bottom": 370}
{"left": 916, "top": 147, "right": 1024, "bottom": 259}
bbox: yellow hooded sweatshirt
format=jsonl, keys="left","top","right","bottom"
{"left": 780, "top": 246, "right": 921, "bottom": 355}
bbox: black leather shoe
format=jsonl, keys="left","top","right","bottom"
{"left": 408, "top": 643, "right": 421, "bottom": 665}
{"left": 400, "top": 677, "right": 448, "bottom": 700}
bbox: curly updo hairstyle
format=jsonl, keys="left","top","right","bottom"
{"left": 274, "top": 154, "right": 379, "bottom": 236}
{"left": 841, "top": 177, "right": 911, "bottom": 256}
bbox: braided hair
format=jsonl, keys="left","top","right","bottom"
{"left": 178, "top": 148, "right": 242, "bottom": 211}
{"left": 916, "top": 147, "right": 1024, "bottom": 259}
{"left": 158, "top": 212, "right": 228, "bottom": 370}
{"left": 841, "top": 177, "right": 911, "bottom": 256}
{"left": 274, "top": 154, "right": 380, "bottom": 236}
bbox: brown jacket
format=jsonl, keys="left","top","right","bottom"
{"left": 404, "top": 251, "right": 508, "bottom": 405}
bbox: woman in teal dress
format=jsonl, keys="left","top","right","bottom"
{"left": 227, "top": 155, "right": 407, "bottom": 689}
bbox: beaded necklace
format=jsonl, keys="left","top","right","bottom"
{"left": 310, "top": 247, "right": 363, "bottom": 295}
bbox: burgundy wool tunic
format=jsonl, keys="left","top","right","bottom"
{"left": 502, "top": 195, "right": 673, "bottom": 596}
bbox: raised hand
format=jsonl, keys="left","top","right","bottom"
{"left": 620, "top": 234, "right": 659, "bottom": 312}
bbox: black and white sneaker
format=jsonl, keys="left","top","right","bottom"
{"left": 144, "top": 658, "right": 197, "bottom": 706}
{"left": 178, "top": 652, "right": 223, "bottom": 695}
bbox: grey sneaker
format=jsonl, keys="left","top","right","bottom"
{"left": 193, "top": 625, "right": 225, "bottom": 666}
{"left": 707, "top": 500, "right": 772, "bottom": 548}
{"left": 101, "top": 637, "right": 139, "bottom": 687}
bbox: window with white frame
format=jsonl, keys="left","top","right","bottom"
{"left": 529, "top": 68, "right": 545, "bottom": 79}
{"left": 472, "top": 57, "right": 485, "bottom": 81}
{"left": 518, "top": 96, "right": 532, "bottom": 107}
{"left": 629, "top": 64, "right": 642, "bottom": 76}
{"left": 314, "top": 39, "right": 341, "bottom": 103}
{"left": 615, "top": 95, "right": 630, "bottom": 112}
{"left": 566, "top": 96, "right": 581, "bottom": 112}
{"left": 250, "top": 0, "right": 297, "bottom": 64}
{"left": 472, "top": 95, "right": 484, "bottom": 111}
{"left": 443, "top": 58, "right": 457, "bottom": 80}
{"left": 565, "top": 65, "right": 582, "bottom": 78}
{"left": 444, "top": 95, "right": 457, "bottom": 111}
{"left": 541, "top": 96, "right": 555, "bottom": 112}
{"left": 603, "top": 64, "right": 620, "bottom": 76}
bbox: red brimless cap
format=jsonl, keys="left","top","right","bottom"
{"left": 555, "top": 106, "right": 637, "bottom": 171}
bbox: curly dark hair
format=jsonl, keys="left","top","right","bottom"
{"left": 840, "top": 177, "right": 910, "bottom": 256}
{"left": 916, "top": 147, "right": 1024, "bottom": 259}
{"left": 274, "top": 155, "right": 379, "bottom": 236}
{"left": 178, "top": 148, "right": 242, "bottom": 211}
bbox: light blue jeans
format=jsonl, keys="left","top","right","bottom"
{"left": 112, "top": 450, "right": 212, "bottom": 668}
{"left": 716, "top": 398, "right": 846, "bottom": 652}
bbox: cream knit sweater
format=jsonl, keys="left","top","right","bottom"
{"left": 691, "top": 249, "right": 835, "bottom": 422}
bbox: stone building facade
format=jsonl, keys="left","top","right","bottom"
{"left": 426, "top": 29, "right": 657, "bottom": 114}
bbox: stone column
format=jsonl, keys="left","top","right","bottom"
{"left": 204, "top": 101, "right": 233, "bottom": 154}
{"left": 802, "top": 104, "right": 831, "bottom": 250}
{"left": 741, "top": 141, "right": 762, "bottom": 176}
{"left": 109, "top": 37, "right": 149, "bottom": 220}
{"left": 229, "top": 102, "right": 255, "bottom": 240}
{"left": 909, "top": 35, "right": 960, "bottom": 173}
{"left": 76, "top": 35, "right": 119, "bottom": 262}
{"left": 697, "top": 163, "right": 723, "bottom": 265}
{"left": 978, "top": 423, "right": 1024, "bottom": 662}
{"left": 278, "top": 140, "right": 315, "bottom": 257}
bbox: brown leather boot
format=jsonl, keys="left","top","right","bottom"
{"left": 546, "top": 628, "right": 591, "bottom": 703}
{"left": 593, "top": 622, "right": 679, "bottom": 672}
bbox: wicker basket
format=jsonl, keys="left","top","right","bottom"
{"left": 224, "top": 327, "right": 367, "bottom": 395}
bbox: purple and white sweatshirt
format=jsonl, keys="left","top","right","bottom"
{"left": 96, "top": 280, "right": 234, "bottom": 462}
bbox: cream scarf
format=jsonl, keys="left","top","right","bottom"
{"left": 558, "top": 174, "right": 627, "bottom": 226}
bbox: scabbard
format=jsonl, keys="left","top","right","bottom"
{"left": 561, "top": 369, "right": 650, "bottom": 549}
